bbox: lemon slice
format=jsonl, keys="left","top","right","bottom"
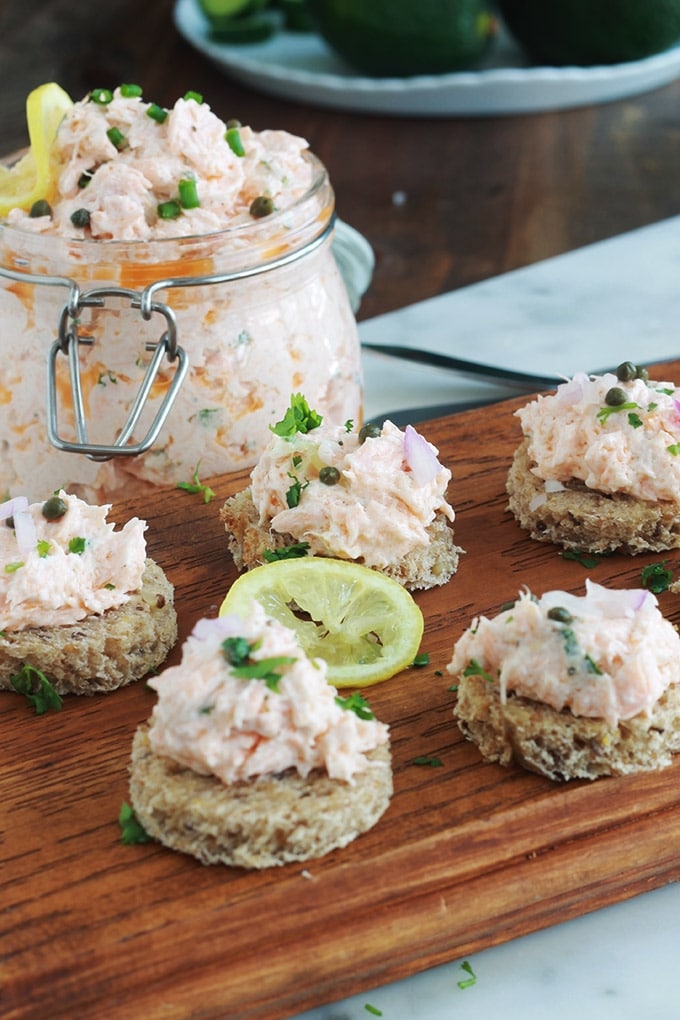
{"left": 0, "top": 82, "right": 73, "bottom": 216}
{"left": 219, "top": 557, "right": 425, "bottom": 688}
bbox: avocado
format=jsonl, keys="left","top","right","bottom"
{"left": 499, "top": 0, "right": 680, "bottom": 66}
{"left": 308, "top": 0, "right": 498, "bottom": 77}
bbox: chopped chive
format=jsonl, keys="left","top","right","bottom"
{"left": 146, "top": 102, "right": 168, "bottom": 124}
{"left": 184, "top": 90, "right": 203, "bottom": 103}
{"left": 178, "top": 178, "right": 200, "bottom": 209}
{"left": 157, "top": 199, "right": 182, "bottom": 220}
{"left": 226, "top": 126, "right": 245, "bottom": 156}
{"left": 106, "top": 126, "right": 127, "bottom": 150}
{"left": 90, "top": 87, "right": 113, "bottom": 105}
{"left": 120, "top": 83, "right": 143, "bottom": 98}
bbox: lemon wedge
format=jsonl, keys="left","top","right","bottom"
{"left": 219, "top": 557, "right": 425, "bottom": 688}
{"left": 0, "top": 82, "right": 73, "bottom": 217}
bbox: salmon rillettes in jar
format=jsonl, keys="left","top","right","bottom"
{"left": 0, "top": 87, "right": 362, "bottom": 502}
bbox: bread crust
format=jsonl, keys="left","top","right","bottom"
{"left": 220, "top": 486, "right": 460, "bottom": 590}
{"left": 0, "top": 559, "right": 177, "bottom": 695}
{"left": 129, "top": 725, "right": 393, "bottom": 868}
{"left": 506, "top": 438, "right": 680, "bottom": 554}
{"left": 454, "top": 672, "right": 680, "bottom": 781}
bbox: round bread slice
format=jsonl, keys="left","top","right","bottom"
{"left": 129, "top": 725, "right": 393, "bottom": 868}
{"left": 454, "top": 671, "right": 680, "bottom": 782}
{"left": 0, "top": 559, "right": 177, "bottom": 695}
{"left": 506, "top": 437, "right": 680, "bottom": 554}
{"left": 220, "top": 486, "right": 461, "bottom": 591}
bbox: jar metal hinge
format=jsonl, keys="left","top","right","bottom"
{"left": 48, "top": 285, "right": 188, "bottom": 461}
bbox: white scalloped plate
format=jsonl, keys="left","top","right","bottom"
{"left": 174, "top": 0, "right": 680, "bottom": 117}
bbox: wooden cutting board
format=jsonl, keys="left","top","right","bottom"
{"left": 3, "top": 366, "right": 680, "bottom": 1020}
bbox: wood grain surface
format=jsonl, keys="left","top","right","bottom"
{"left": 2, "top": 367, "right": 680, "bottom": 1020}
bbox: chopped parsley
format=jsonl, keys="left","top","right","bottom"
{"left": 364, "top": 1006, "right": 383, "bottom": 1017}
{"left": 68, "top": 536, "right": 87, "bottom": 555}
{"left": 641, "top": 560, "right": 674, "bottom": 593}
{"left": 221, "top": 636, "right": 295, "bottom": 692}
{"left": 119, "top": 801, "right": 151, "bottom": 845}
{"left": 263, "top": 541, "right": 310, "bottom": 562}
{"left": 668, "top": 444, "right": 680, "bottom": 456}
{"left": 561, "top": 548, "right": 601, "bottom": 569}
{"left": 413, "top": 755, "right": 444, "bottom": 767}
{"left": 457, "top": 960, "right": 477, "bottom": 990}
{"left": 462, "top": 658, "right": 495, "bottom": 684}
{"left": 10, "top": 663, "right": 63, "bottom": 714}
{"left": 270, "top": 393, "right": 323, "bottom": 437}
{"left": 176, "top": 462, "right": 215, "bottom": 504}
{"left": 410, "top": 651, "right": 430, "bottom": 667}
{"left": 627, "top": 412, "right": 643, "bottom": 428}
{"left": 596, "top": 400, "right": 639, "bottom": 424}
{"left": 4, "top": 561, "right": 23, "bottom": 573}
{"left": 335, "top": 691, "right": 374, "bottom": 720}
{"left": 37, "top": 539, "right": 50, "bottom": 558}
{"left": 285, "top": 474, "right": 307, "bottom": 509}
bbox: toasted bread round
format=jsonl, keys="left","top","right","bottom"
{"left": 454, "top": 671, "right": 680, "bottom": 781}
{"left": 506, "top": 438, "right": 680, "bottom": 554}
{"left": 0, "top": 558, "right": 177, "bottom": 695}
{"left": 220, "top": 486, "right": 460, "bottom": 591}
{"left": 129, "top": 725, "right": 393, "bottom": 868}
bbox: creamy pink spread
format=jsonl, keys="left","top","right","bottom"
{"left": 7, "top": 90, "right": 313, "bottom": 240}
{"left": 147, "top": 603, "right": 390, "bottom": 784}
{"left": 250, "top": 418, "right": 454, "bottom": 568}
{"left": 0, "top": 491, "right": 146, "bottom": 630}
{"left": 447, "top": 580, "right": 680, "bottom": 726}
{"left": 517, "top": 371, "right": 680, "bottom": 503}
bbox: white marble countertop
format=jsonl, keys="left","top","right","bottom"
{"left": 293, "top": 216, "right": 680, "bottom": 1020}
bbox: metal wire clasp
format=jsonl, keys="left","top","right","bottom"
{"left": 47, "top": 285, "right": 188, "bottom": 461}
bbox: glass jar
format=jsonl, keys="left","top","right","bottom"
{"left": 0, "top": 153, "right": 362, "bottom": 503}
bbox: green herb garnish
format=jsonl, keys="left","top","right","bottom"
{"left": 178, "top": 177, "right": 200, "bottom": 209}
{"left": 457, "top": 960, "right": 477, "bottom": 989}
{"left": 364, "top": 1006, "right": 383, "bottom": 1017}
{"left": 176, "top": 463, "right": 215, "bottom": 504}
{"left": 263, "top": 541, "right": 310, "bottom": 562}
{"left": 157, "top": 199, "right": 182, "bottom": 220}
{"left": 462, "top": 658, "right": 495, "bottom": 684}
{"left": 68, "top": 536, "right": 86, "bottom": 555}
{"left": 413, "top": 755, "right": 444, "bottom": 767}
{"left": 120, "top": 83, "right": 143, "bottom": 98}
{"left": 184, "top": 90, "right": 203, "bottom": 103}
{"left": 335, "top": 692, "right": 374, "bottom": 720}
{"left": 10, "top": 663, "right": 63, "bottom": 714}
{"left": 627, "top": 412, "right": 643, "bottom": 428}
{"left": 411, "top": 651, "right": 430, "bottom": 667}
{"left": 119, "top": 801, "right": 151, "bottom": 845}
{"left": 4, "top": 561, "right": 23, "bottom": 573}
{"left": 561, "top": 548, "right": 601, "bottom": 569}
{"left": 270, "top": 393, "right": 323, "bottom": 437}
{"left": 37, "top": 539, "right": 50, "bottom": 558}
{"left": 222, "top": 636, "right": 295, "bottom": 692}
{"left": 285, "top": 475, "right": 307, "bottom": 508}
{"left": 668, "top": 444, "right": 680, "bottom": 456}
{"left": 90, "top": 87, "right": 113, "bottom": 105}
{"left": 106, "top": 126, "right": 127, "bottom": 151}
{"left": 641, "top": 560, "right": 674, "bottom": 594}
{"left": 146, "top": 102, "right": 168, "bottom": 124}
{"left": 596, "top": 400, "right": 639, "bottom": 424}
{"left": 225, "top": 126, "right": 245, "bottom": 156}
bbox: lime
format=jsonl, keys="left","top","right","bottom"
{"left": 499, "top": 0, "right": 680, "bottom": 66}
{"left": 219, "top": 557, "right": 425, "bottom": 688}
{"left": 0, "top": 82, "right": 73, "bottom": 217}
{"left": 307, "top": 0, "right": 498, "bottom": 76}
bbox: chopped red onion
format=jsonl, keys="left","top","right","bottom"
{"left": 403, "top": 425, "right": 441, "bottom": 485}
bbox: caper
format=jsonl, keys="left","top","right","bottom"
{"left": 358, "top": 422, "right": 381, "bottom": 444}
{"left": 635, "top": 365, "right": 649, "bottom": 383}
{"left": 70, "top": 208, "right": 91, "bottom": 229}
{"left": 29, "top": 199, "right": 52, "bottom": 218}
{"left": 615, "top": 361, "right": 637, "bottom": 382}
{"left": 226, "top": 118, "right": 242, "bottom": 129}
{"left": 547, "top": 606, "right": 573, "bottom": 624}
{"left": 604, "top": 386, "right": 627, "bottom": 407}
{"left": 319, "top": 465, "right": 340, "bottom": 486}
{"left": 249, "top": 196, "right": 275, "bottom": 219}
{"left": 5, "top": 516, "right": 14, "bottom": 529}
{"left": 41, "top": 495, "right": 68, "bottom": 521}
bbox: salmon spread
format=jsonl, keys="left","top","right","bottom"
{"left": 147, "top": 602, "right": 390, "bottom": 785}
{"left": 517, "top": 369, "right": 680, "bottom": 503}
{"left": 0, "top": 491, "right": 146, "bottom": 631}
{"left": 447, "top": 580, "right": 680, "bottom": 727}
{"left": 250, "top": 404, "right": 454, "bottom": 569}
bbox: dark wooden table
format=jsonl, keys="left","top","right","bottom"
{"left": 2, "top": 0, "right": 680, "bottom": 325}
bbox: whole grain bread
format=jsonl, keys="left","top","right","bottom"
{"left": 220, "top": 486, "right": 460, "bottom": 590}
{"left": 453, "top": 671, "right": 680, "bottom": 781}
{"left": 0, "top": 559, "right": 177, "bottom": 695}
{"left": 129, "top": 725, "right": 393, "bottom": 868}
{"left": 506, "top": 438, "right": 680, "bottom": 554}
